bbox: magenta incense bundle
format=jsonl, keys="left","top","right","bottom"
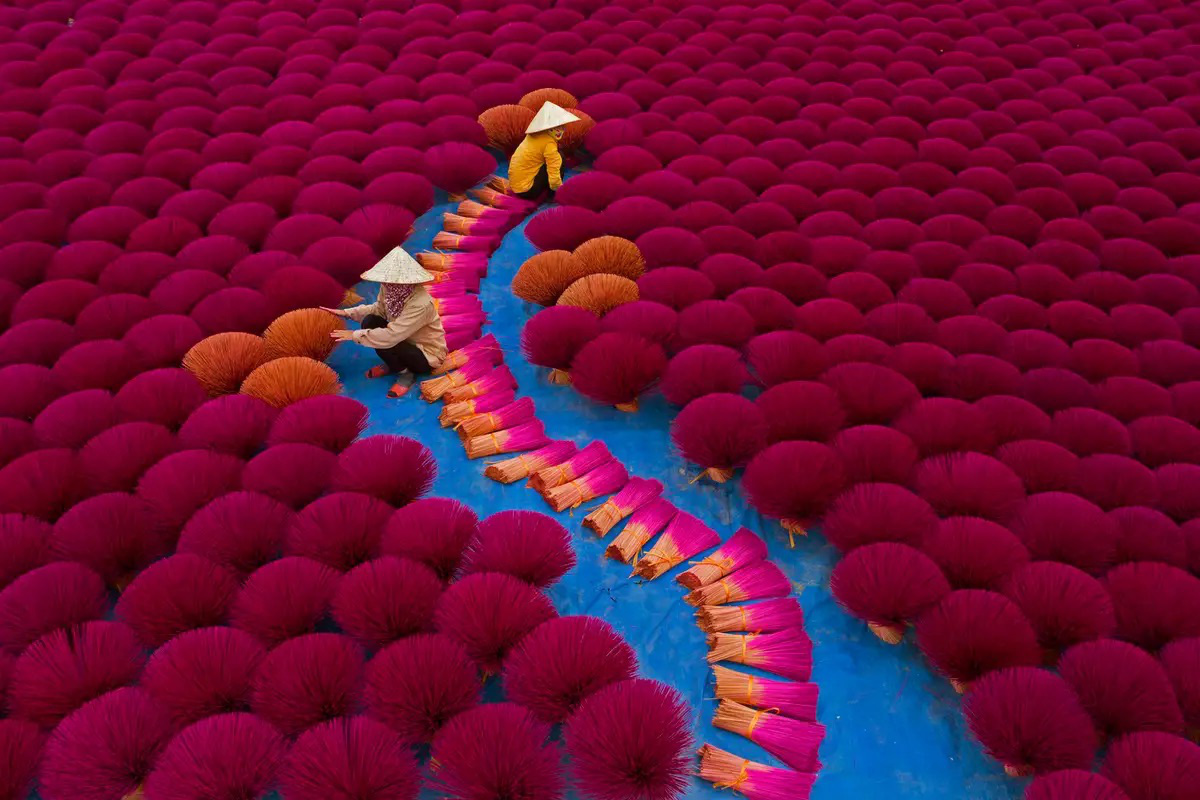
{"left": 582, "top": 477, "right": 664, "bottom": 537}
{"left": 421, "top": 359, "right": 494, "bottom": 403}
{"left": 443, "top": 365, "right": 517, "bottom": 405}
{"left": 435, "top": 333, "right": 502, "bottom": 376}
{"left": 607, "top": 498, "right": 677, "bottom": 564}
{"left": 440, "top": 388, "right": 517, "bottom": 428}
{"left": 713, "top": 699, "right": 825, "bottom": 773}
{"left": 464, "top": 420, "right": 552, "bottom": 461}
{"left": 484, "top": 441, "right": 578, "bottom": 485}
{"left": 707, "top": 628, "right": 814, "bottom": 682}
{"left": 634, "top": 513, "right": 721, "bottom": 580}
{"left": 457, "top": 397, "right": 537, "bottom": 440}
{"left": 685, "top": 562, "right": 792, "bottom": 608}
{"left": 711, "top": 665, "right": 819, "bottom": 722}
{"left": 698, "top": 744, "right": 817, "bottom": 800}
{"left": 542, "top": 461, "right": 630, "bottom": 514}
{"left": 528, "top": 441, "right": 612, "bottom": 493}
{"left": 676, "top": 528, "right": 768, "bottom": 590}
{"left": 696, "top": 598, "right": 806, "bottom": 635}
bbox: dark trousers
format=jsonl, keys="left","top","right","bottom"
{"left": 361, "top": 314, "right": 433, "bottom": 375}
{"left": 515, "top": 164, "right": 553, "bottom": 202}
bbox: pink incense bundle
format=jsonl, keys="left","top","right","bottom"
{"left": 230, "top": 557, "right": 341, "bottom": 647}
{"left": 1025, "top": 771, "right": 1132, "bottom": 800}
{"left": 457, "top": 199, "right": 511, "bottom": 220}
{"left": 470, "top": 186, "right": 537, "bottom": 212}
{"left": 443, "top": 212, "right": 507, "bottom": 237}
{"left": 141, "top": 626, "right": 265, "bottom": 727}
{"left": 249, "top": 633, "right": 365, "bottom": 737}
{"left": 0, "top": 719, "right": 43, "bottom": 800}
{"left": 456, "top": 396, "right": 535, "bottom": 440}
{"left": 698, "top": 744, "right": 816, "bottom": 800}
{"left": 463, "top": 511, "right": 576, "bottom": 589}
{"left": 712, "top": 665, "right": 819, "bottom": 722}
{"left": 634, "top": 512, "right": 721, "bottom": 580}
{"left": 441, "top": 312, "right": 487, "bottom": 340}
{"left": 115, "top": 554, "right": 240, "bottom": 648}
{"left": 364, "top": 633, "right": 481, "bottom": 744}
{"left": 707, "top": 628, "right": 814, "bottom": 681}
{"left": 696, "top": 598, "right": 806, "bottom": 635}
{"left": 433, "top": 333, "right": 502, "bottom": 376}
{"left": 484, "top": 441, "right": 578, "bottom": 485}
{"left": 440, "top": 388, "right": 516, "bottom": 428}
{"left": 279, "top": 717, "right": 419, "bottom": 800}
{"left": 464, "top": 420, "right": 552, "bottom": 460}
{"left": 713, "top": 700, "right": 825, "bottom": 773}
{"left": 677, "top": 528, "right": 768, "bottom": 590}
{"left": 443, "top": 365, "right": 517, "bottom": 405}
{"left": 429, "top": 702, "right": 564, "bottom": 800}
{"left": 417, "top": 251, "right": 489, "bottom": 275}
{"left": 434, "top": 571, "right": 557, "bottom": 674}
{"left": 685, "top": 562, "right": 791, "bottom": 608}
{"left": 144, "top": 712, "right": 288, "bottom": 800}
{"left": 431, "top": 231, "right": 499, "bottom": 253}
{"left": 529, "top": 441, "right": 612, "bottom": 493}
{"left": 582, "top": 477, "right": 663, "bottom": 537}
{"left": 607, "top": 498, "right": 677, "bottom": 564}
{"left": 543, "top": 462, "right": 630, "bottom": 514}
{"left": 433, "top": 294, "right": 484, "bottom": 318}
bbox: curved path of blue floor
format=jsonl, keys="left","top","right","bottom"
{"left": 330, "top": 190, "right": 1024, "bottom": 800}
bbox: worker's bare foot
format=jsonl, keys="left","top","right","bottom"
{"left": 364, "top": 365, "right": 390, "bottom": 379}
{"left": 387, "top": 373, "right": 414, "bottom": 399}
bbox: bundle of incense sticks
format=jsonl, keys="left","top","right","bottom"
{"left": 457, "top": 199, "right": 493, "bottom": 218}
{"left": 456, "top": 396, "right": 536, "bottom": 440}
{"left": 633, "top": 513, "right": 721, "bottom": 580}
{"left": 420, "top": 359, "right": 493, "bottom": 402}
{"left": 706, "top": 629, "right": 813, "bottom": 682}
{"left": 698, "top": 744, "right": 817, "bottom": 800}
{"left": 712, "top": 700, "right": 824, "bottom": 773}
{"left": 487, "top": 175, "right": 510, "bottom": 192}
{"left": 432, "top": 295, "right": 484, "bottom": 317}
{"left": 432, "top": 231, "right": 500, "bottom": 253}
{"left": 527, "top": 441, "right": 612, "bottom": 493}
{"left": 542, "top": 461, "right": 629, "bottom": 513}
{"left": 441, "top": 311, "right": 487, "bottom": 334}
{"left": 443, "top": 212, "right": 507, "bottom": 237}
{"left": 471, "top": 187, "right": 534, "bottom": 212}
{"left": 676, "top": 528, "right": 768, "bottom": 590}
{"left": 711, "top": 665, "right": 819, "bottom": 721}
{"left": 443, "top": 365, "right": 516, "bottom": 404}
{"left": 685, "top": 562, "right": 791, "bottom": 608}
{"left": 432, "top": 266, "right": 480, "bottom": 292}
{"left": 434, "top": 333, "right": 502, "bottom": 376}
{"left": 429, "top": 279, "right": 466, "bottom": 298}
{"left": 607, "top": 498, "right": 677, "bottom": 564}
{"left": 440, "top": 388, "right": 516, "bottom": 427}
{"left": 416, "top": 251, "right": 488, "bottom": 274}
{"left": 463, "top": 420, "right": 552, "bottom": 460}
{"left": 483, "top": 441, "right": 577, "bottom": 484}
{"left": 695, "top": 598, "right": 806, "bottom": 634}
{"left": 581, "top": 477, "right": 663, "bottom": 537}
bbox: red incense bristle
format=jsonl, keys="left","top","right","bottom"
{"left": 144, "top": 712, "right": 288, "bottom": 800}
{"left": 685, "top": 561, "right": 790, "bottom": 608}
{"left": 822, "top": 482, "right": 938, "bottom": 553}
{"left": 0, "top": 513, "right": 51, "bottom": 592}
{"left": 178, "top": 491, "right": 293, "bottom": 575}
{"left": 0, "top": 718, "right": 43, "bottom": 800}
{"left": 677, "top": 528, "right": 767, "bottom": 590}
{"left": 1001, "top": 562, "right": 1117, "bottom": 656}
{"left": 830, "top": 543, "right": 951, "bottom": 645}
{"left": 711, "top": 665, "right": 818, "bottom": 722}
{"left": 230, "top": 557, "right": 341, "bottom": 647}
{"left": 707, "top": 628, "right": 814, "bottom": 682}
{"left": 381, "top": 497, "right": 479, "bottom": 582}
{"left": 543, "top": 461, "right": 630, "bottom": 514}
{"left": 9, "top": 621, "right": 144, "bottom": 728}
{"left": 484, "top": 441, "right": 578, "bottom": 485}
{"left": 916, "top": 590, "right": 1042, "bottom": 692}
{"left": 713, "top": 699, "right": 825, "bottom": 773}
{"left": 964, "top": 667, "right": 1099, "bottom": 777}
{"left": 920, "top": 517, "right": 1030, "bottom": 590}
{"left": 249, "top": 633, "right": 365, "bottom": 737}
{"left": 671, "top": 394, "right": 768, "bottom": 483}
{"left": 40, "top": 688, "right": 174, "bottom": 800}
{"left": 1059, "top": 638, "right": 1184, "bottom": 740}
{"left": 331, "top": 435, "right": 436, "bottom": 507}
{"left": 135, "top": 449, "right": 244, "bottom": 538}
{"left": 583, "top": 477, "right": 664, "bottom": 538}
{"left": 832, "top": 425, "right": 919, "bottom": 486}
{"left": 50, "top": 492, "right": 166, "bottom": 588}
{"left": 697, "top": 743, "right": 816, "bottom": 800}
{"left": 462, "top": 510, "right": 576, "bottom": 589}
{"left": 364, "top": 633, "right": 481, "bottom": 744}
{"left": 503, "top": 616, "right": 639, "bottom": 724}
{"left": 634, "top": 512, "right": 721, "bottom": 580}
{"left": 564, "top": 678, "right": 692, "bottom": 800}
{"left": 1102, "top": 731, "right": 1200, "bottom": 800}
{"left": 430, "top": 702, "right": 564, "bottom": 800}
{"left": 1160, "top": 638, "right": 1200, "bottom": 737}
{"left": 332, "top": 557, "right": 442, "bottom": 650}
{"left": 141, "top": 626, "right": 264, "bottom": 727}
{"left": 608, "top": 499, "right": 677, "bottom": 564}
{"left": 241, "top": 443, "right": 335, "bottom": 510}
{"left": 286, "top": 492, "right": 394, "bottom": 572}
{"left": 1009, "top": 492, "right": 1119, "bottom": 576}
{"left": 696, "top": 598, "right": 806, "bottom": 635}
{"left": 434, "top": 571, "right": 557, "bottom": 674}
{"left": 279, "top": 716, "right": 420, "bottom": 800}
{"left": 267, "top": 394, "right": 367, "bottom": 452}
{"left": 1025, "top": 770, "right": 1132, "bottom": 800}
{"left": 0, "top": 562, "right": 109, "bottom": 654}
{"left": 1104, "top": 562, "right": 1200, "bottom": 652}
{"left": 115, "top": 554, "right": 239, "bottom": 648}
{"left": 743, "top": 442, "right": 846, "bottom": 541}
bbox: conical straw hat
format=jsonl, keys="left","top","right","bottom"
{"left": 360, "top": 246, "right": 435, "bottom": 284}
{"left": 526, "top": 101, "right": 582, "bottom": 134}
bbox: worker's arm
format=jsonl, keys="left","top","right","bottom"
{"left": 341, "top": 299, "right": 382, "bottom": 322}
{"left": 352, "top": 298, "right": 435, "bottom": 349}
{"left": 544, "top": 139, "right": 564, "bottom": 190}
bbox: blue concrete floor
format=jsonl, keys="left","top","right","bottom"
{"left": 330, "top": 192, "right": 1025, "bottom": 800}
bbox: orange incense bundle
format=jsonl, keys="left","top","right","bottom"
{"left": 581, "top": 477, "right": 663, "bottom": 537}
{"left": 712, "top": 665, "right": 819, "bottom": 722}
{"left": 484, "top": 441, "right": 577, "bottom": 485}
{"left": 439, "top": 388, "right": 516, "bottom": 428}
{"left": 607, "top": 499, "right": 677, "bottom": 564}
{"left": 463, "top": 420, "right": 552, "bottom": 461}
{"left": 486, "top": 175, "right": 510, "bottom": 192}
{"left": 633, "top": 513, "right": 721, "bottom": 581}
{"left": 676, "top": 529, "right": 768, "bottom": 590}
{"left": 696, "top": 598, "right": 806, "bottom": 634}
{"left": 706, "top": 629, "right": 813, "bottom": 682}
{"left": 420, "top": 359, "right": 493, "bottom": 403}
{"left": 685, "top": 562, "right": 791, "bottom": 608}
{"left": 541, "top": 461, "right": 629, "bottom": 514}
{"left": 470, "top": 187, "right": 534, "bottom": 213}
{"left": 698, "top": 744, "right": 817, "bottom": 800}
{"left": 443, "top": 213, "right": 507, "bottom": 237}
{"left": 434, "top": 334, "right": 502, "bottom": 376}
{"left": 457, "top": 199, "right": 493, "bottom": 218}
{"left": 528, "top": 441, "right": 612, "bottom": 493}
{"left": 712, "top": 700, "right": 824, "bottom": 773}
{"left": 456, "top": 397, "right": 536, "bottom": 440}
{"left": 443, "top": 365, "right": 517, "bottom": 405}
{"left": 431, "top": 231, "right": 500, "bottom": 253}
{"left": 417, "top": 252, "right": 489, "bottom": 275}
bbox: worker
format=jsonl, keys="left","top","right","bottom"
{"left": 508, "top": 101, "right": 581, "bottom": 201}
{"left": 324, "top": 246, "right": 447, "bottom": 399}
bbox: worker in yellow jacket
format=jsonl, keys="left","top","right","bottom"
{"left": 508, "top": 101, "right": 582, "bottom": 201}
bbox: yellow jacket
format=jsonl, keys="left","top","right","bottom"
{"left": 508, "top": 131, "right": 563, "bottom": 193}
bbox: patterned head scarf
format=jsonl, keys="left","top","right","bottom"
{"left": 383, "top": 283, "right": 416, "bottom": 319}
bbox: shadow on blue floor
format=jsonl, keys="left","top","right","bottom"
{"left": 330, "top": 193, "right": 1024, "bottom": 800}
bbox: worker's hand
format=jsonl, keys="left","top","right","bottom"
{"left": 320, "top": 306, "right": 349, "bottom": 317}
{"left": 329, "top": 330, "right": 355, "bottom": 342}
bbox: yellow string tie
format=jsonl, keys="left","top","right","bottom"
{"left": 714, "top": 760, "right": 751, "bottom": 792}
{"left": 489, "top": 433, "right": 503, "bottom": 454}
{"left": 720, "top": 579, "right": 735, "bottom": 604}
{"left": 747, "top": 707, "right": 780, "bottom": 737}
{"left": 739, "top": 606, "right": 749, "bottom": 631}
{"left": 516, "top": 454, "right": 532, "bottom": 475}
{"left": 745, "top": 674, "right": 756, "bottom": 704}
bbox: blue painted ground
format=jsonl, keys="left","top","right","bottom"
{"left": 330, "top": 190, "right": 1025, "bottom": 800}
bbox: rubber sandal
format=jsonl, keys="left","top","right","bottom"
{"left": 387, "top": 380, "right": 411, "bottom": 399}
{"left": 364, "top": 366, "right": 389, "bottom": 379}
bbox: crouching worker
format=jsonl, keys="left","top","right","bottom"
{"left": 508, "top": 101, "right": 582, "bottom": 202}
{"left": 323, "top": 246, "right": 446, "bottom": 399}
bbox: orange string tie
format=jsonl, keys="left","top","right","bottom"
{"left": 714, "top": 760, "right": 752, "bottom": 792}
{"left": 720, "top": 578, "right": 734, "bottom": 604}
{"left": 744, "top": 674, "right": 756, "bottom": 705}
{"left": 489, "top": 432, "right": 503, "bottom": 453}
{"left": 739, "top": 605, "right": 749, "bottom": 631}
{"left": 747, "top": 707, "right": 781, "bottom": 737}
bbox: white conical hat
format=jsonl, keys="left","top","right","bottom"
{"left": 359, "top": 246, "right": 434, "bottom": 284}
{"left": 526, "top": 101, "right": 582, "bottom": 134}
